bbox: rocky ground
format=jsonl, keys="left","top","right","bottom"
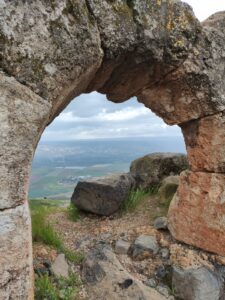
{"left": 33, "top": 191, "right": 225, "bottom": 299}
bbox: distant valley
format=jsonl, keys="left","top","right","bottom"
{"left": 29, "top": 137, "right": 186, "bottom": 199}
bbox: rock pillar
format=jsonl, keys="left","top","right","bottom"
{"left": 168, "top": 112, "right": 225, "bottom": 255}
{"left": 0, "top": 74, "right": 51, "bottom": 299}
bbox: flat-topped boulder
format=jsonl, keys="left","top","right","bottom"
{"left": 130, "top": 153, "right": 188, "bottom": 189}
{"left": 71, "top": 173, "right": 134, "bottom": 216}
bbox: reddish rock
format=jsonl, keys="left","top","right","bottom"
{"left": 168, "top": 170, "right": 225, "bottom": 256}
{"left": 181, "top": 112, "right": 225, "bottom": 173}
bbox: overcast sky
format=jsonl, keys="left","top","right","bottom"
{"left": 41, "top": 1, "right": 225, "bottom": 141}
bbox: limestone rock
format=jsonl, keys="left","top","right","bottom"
{"left": 115, "top": 240, "right": 131, "bottom": 255}
{"left": 181, "top": 111, "right": 225, "bottom": 173}
{"left": 168, "top": 171, "right": 225, "bottom": 256}
{"left": 82, "top": 243, "right": 166, "bottom": 300}
{"left": 158, "top": 176, "right": 179, "bottom": 207}
{"left": 1, "top": 0, "right": 225, "bottom": 298}
{"left": 130, "top": 153, "right": 187, "bottom": 189}
{"left": 154, "top": 217, "right": 168, "bottom": 230}
{"left": 172, "top": 266, "right": 224, "bottom": 300}
{"left": 52, "top": 254, "right": 69, "bottom": 278}
{"left": 129, "top": 235, "right": 159, "bottom": 260}
{"left": 71, "top": 173, "right": 133, "bottom": 216}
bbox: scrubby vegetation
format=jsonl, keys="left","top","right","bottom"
{"left": 35, "top": 271, "right": 82, "bottom": 300}
{"left": 67, "top": 203, "right": 80, "bottom": 222}
{"left": 30, "top": 200, "right": 83, "bottom": 262}
{"left": 31, "top": 203, "right": 63, "bottom": 249}
{"left": 64, "top": 248, "right": 84, "bottom": 264}
{"left": 121, "top": 187, "right": 158, "bottom": 212}
{"left": 30, "top": 199, "right": 85, "bottom": 300}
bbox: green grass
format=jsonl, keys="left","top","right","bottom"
{"left": 67, "top": 203, "right": 80, "bottom": 222}
{"left": 121, "top": 188, "right": 157, "bottom": 212}
{"left": 64, "top": 248, "right": 84, "bottom": 264}
{"left": 31, "top": 204, "right": 63, "bottom": 249}
{"left": 30, "top": 199, "right": 84, "bottom": 265}
{"left": 31, "top": 199, "right": 85, "bottom": 299}
{"left": 35, "top": 274, "right": 58, "bottom": 300}
{"left": 35, "top": 271, "right": 81, "bottom": 300}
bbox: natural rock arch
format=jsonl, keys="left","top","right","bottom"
{"left": 0, "top": 0, "right": 225, "bottom": 298}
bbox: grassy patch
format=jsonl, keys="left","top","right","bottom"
{"left": 121, "top": 188, "right": 157, "bottom": 212}
{"left": 30, "top": 199, "right": 84, "bottom": 265}
{"left": 31, "top": 204, "right": 63, "bottom": 250}
{"left": 67, "top": 203, "right": 80, "bottom": 222}
{"left": 35, "top": 271, "right": 81, "bottom": 300}
{"left": 35, "top": 274, "right": 58, "bottom": 300}
{"left": 64, "top": 248, "right": 84, "bottom": 264}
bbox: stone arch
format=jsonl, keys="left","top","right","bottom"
{"left": 0, "top": 0, "right": 225, "bottom": 298}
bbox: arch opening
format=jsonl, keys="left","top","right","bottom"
{"left": 29, "top": 91, "right": 185, "bottom": 200}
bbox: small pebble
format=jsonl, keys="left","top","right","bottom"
{"left": 145, "top": 278, "right": 157, "bottom": 288}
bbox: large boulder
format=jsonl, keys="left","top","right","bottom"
{"left": 71, "top": 173, "right": 133, "bottom": 216}
{"left": 82, "top": 243, "right": 167, "bottom": 300}
{"left": 130, "top": 153, "right": 188, "bottom": 189}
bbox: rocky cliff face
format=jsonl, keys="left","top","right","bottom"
{"left": 0, "top": 0, "right": 225, "bottom": 298}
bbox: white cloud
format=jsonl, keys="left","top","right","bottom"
{"left": 57, "top": 106, "right": 150, "bottom": 124}
{"left": 42, "top": 90, "right": 183, "bottom": 141}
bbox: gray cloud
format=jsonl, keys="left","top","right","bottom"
{"left": 42, "top": 92, "right": 182, "bottom": 141}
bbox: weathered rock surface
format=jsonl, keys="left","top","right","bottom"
{"left": 1, "top": 0, "right": 225, "bottom": 297}
{"left": 158, "top": 175, "right": 179, "bottom": 206}
{"left": 168, "top": 171, "right": 225, "bottom": 255}
{"left": 82, "top": 243, "right": 166, "bottom": 300}
{"left": 52, "top": 254, "right": 69, "bottom": 278}
{"left": 181, "top": 111, "right": 225, "bottom": 173}
{"left": 128, "top": 235, "right": 159, "bottom": 260}
{"left": 172, "top": 266, "right": 224, "bottom": 300}
{"left": 71, "top": 173, "right": 133, "bottom": 216}
{"left": 0, "top": 203, "right": 33, "bottom": 300}
{"left": 130, "top": 153, "right": 187, "bottom": 189}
